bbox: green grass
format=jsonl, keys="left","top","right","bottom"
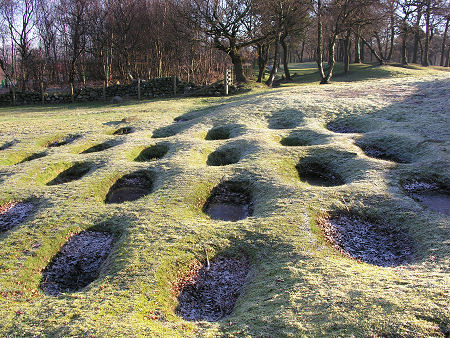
{"left": 258, "top": 61, "right": 449, "bottom": 86}
{"left": 0, "top": 66, "right": 449, "bottom": 336}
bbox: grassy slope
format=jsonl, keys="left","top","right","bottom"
{"left": 268, "top": 61, "right": 450, "bottom": 86}
{"left": 0, "top": 65, "right": 449, "bottom": 336}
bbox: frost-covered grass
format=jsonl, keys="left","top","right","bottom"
{"left": 0, "top": 67, "right": 449, "bottom": 336}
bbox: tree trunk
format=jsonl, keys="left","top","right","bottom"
{"left": 445, "top": 46, "right": 450, "bottom": 67}
{"left": 440, "top": 17, "right": 449, "bottom": 66}
{"left": 354, "top": 32, "right": 361, "bottom": 63}
{"left": 300, "top": 40, "right": 305, "bottom": 63}
{"left": 322, "top": 38, "right": 336, "bottom": 83}
{"left": 229, "top": 47, "right": 247, "bottom": 83}
{"left": 316, "top": 0, "right": 326, "bottom": 81}
{"left": 422, "top": 0, "right": 431, "bottom": 66}
{"left": 266, "top": 32, "right": 281, "bottom": 86}
{"left": 374, "top": 32, "right": 386, "bottom": 61}
{"left": 387, "top": 8, "right": 395, "bottom": 61}
{"left": 412, "top": 6, "right": 423, "bottom": 64}
{"left": 281, "top": 32, "right": 291, "bottom": 81}
{"left": 360, "top": 35, "right": 384, "bottom": 65}
{"left": 316, "top": 0, "right": 336, "bottom": 84}
{"left": 257, "top": 43, "right": 270, "bottom": 83}
{"left": 360, "top": 39, "right": 365, "bottom": 62}
{"left": 337, "top": 39, "right": 344, "bottom": 62}
{"left": 401, "top": 27, "right": 408, "bottom": 65}
{"left": 344, "top": 31, "right": 351, "bottom": 74}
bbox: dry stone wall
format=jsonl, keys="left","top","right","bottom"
{"left": 0, "top": 77, "right": 201, "bottom": 106}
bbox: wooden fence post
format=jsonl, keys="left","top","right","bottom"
{"left": 138, "top": 78, "right": 141, "bottom": 100}
{"left": 224, "top": 68, "right": 229, "bottom": 95}
{"left": 41, "top": 81, "right": 44, "bottom": 104}
{"left": 173, "top": 75, "right": 177, "bottom": 95}
{"left": 70, "top": 83, "right": 74, "bottom": 103}
{"left": 11, "top": 85, "right": 16, "bottom": 105}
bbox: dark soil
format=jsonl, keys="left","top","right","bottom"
{"left": 0, "top": 201, "right": 34, "bottom": 233}
{"left": 296, "top": 161, "right": 345, "bottom": 187}
{"left": 47, "top": 162, "right": 92, "bottom": 186}
{"left": 403, "top": 181, "right": 450, "bottom": 216}
{"left": 318, "top": 214, "right": 414, "bottom": 267}
{"left": 203, "top": 181, "right": 253, "bottom": 221}
{"left": 19, "top": 152, "right": 47, "bottom": 164}
{"left": 205, "top": 126, "right": 231, "bottom": 140}
{"left": 207, "top": 148, "right": 241, "bottom": 166}
{"left": 134, "top": 144, "right": 169, "bottom": 162}
{"left": 82, "top": 141, "right": 116, "bottom": 154}
{"left": 358, "top": 144, "right": 408, "bottom": 163}
{"left": 40, "top": 231, "right": 114, "bottom": 296}
{"left": 113, "top": 127, "right": 133, "bottom": 135}
{"left": 0, "top": 140, "right": 18, "bottom": 151}
{"left": 48, "top": 134, "right": 81, "bottom": 147}
{"left": 176, "top": 256, "right": 250, "bottom": 321}
{"left": 105, "top": 171, "right": 154, "bottom": 204}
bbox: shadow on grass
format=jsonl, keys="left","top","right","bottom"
{"left": 272, "top": 62, "right": 447, "bottom": 87}
{"left": 351, "top": 77, "right": 450, "bottom": 265}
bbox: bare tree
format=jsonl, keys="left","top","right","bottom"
{"left": 317, "top": 0, "right": 378, "bottom": 84}
{"left": 56, "top": 0, "right": 90, "bottom": 100}
{"left": 36, "top": 0, "right": 58, "bottom": 86}
{"left": 440, "top": 14, "right": 449, "bottom": 66}
{"left": 258, "top": 0, "right": 311, "bottom": 86}
{"left": 188, "top": 0, "right": 265, "bottom": 83}
{"left": 1, "top": 0, "right": 37, "bottom": 92}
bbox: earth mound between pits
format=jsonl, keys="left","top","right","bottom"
{"left": 40, "top": 231, "right": 113, "bottom": 296}
{"left": 0, "top": 201, "right": 34, "bottom": 233}
{"left": 105, "top": 171, "right": 154, "bottom": 204}
{"left": 318, "top": 214, "right": 414, "bottom": 267}
{"left": 296, "top": 161, "right": 345, "bottom": 187}
{"left": 203, "top": 181, "right": 253, "bottom": 221}
{"left": 176, "top": 256, "right": 250, "bottom": 322}
{"left": 47, "top": 162, "right": 91, "bottom": 186}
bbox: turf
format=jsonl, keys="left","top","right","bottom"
{"left": 0, "top": 65, "right": 449, "bottom": 336}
